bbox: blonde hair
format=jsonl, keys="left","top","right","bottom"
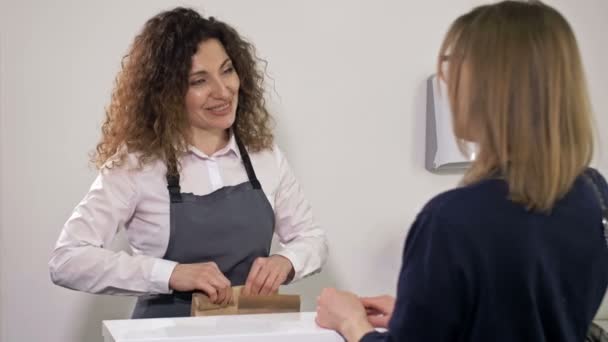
{"left": 438, "top": 0, "right": 594, "bottom": 212}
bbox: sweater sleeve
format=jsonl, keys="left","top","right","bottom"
{"left": 360, "top": 209, "right": 468, "bottom": 342}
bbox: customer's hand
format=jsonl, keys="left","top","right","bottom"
{"left": 361, "top": 295, "right": 396, "bottom": 328}
{"left": 168, "top": 262, "right": 232, "bottom": 305}
{"left": 316, "top": 288, "right": 374, "bottom": 342}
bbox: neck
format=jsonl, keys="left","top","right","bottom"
{"left": 190, "top": 127, "right": 230, "bottom": 156}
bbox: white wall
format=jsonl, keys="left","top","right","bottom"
{"left": 1, "top": 0, "right": 607, "bottom": 341}
{"left": 0, "top": 2, "right": 4, "bottom": 336}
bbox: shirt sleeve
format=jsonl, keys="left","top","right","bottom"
{"left": 360, "top": 209, "right": 468, "bottom": 341}
{"left": 48, "top": 164, "right": 177, "bottom": 295}
{"left": 271, "top": 146, "right": 329, "bottom": 282}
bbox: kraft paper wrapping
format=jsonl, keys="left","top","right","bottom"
{"left": 191, "top": 286, "right": 301, "bottom": 316}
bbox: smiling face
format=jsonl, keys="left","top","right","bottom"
{"left": 185, "top": 38, "right": 240, "bottom": 136}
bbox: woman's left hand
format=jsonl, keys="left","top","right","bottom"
{"left": 243, "top": 255, "right": 294, "bottom": 295}
{"left": 316, "top": 288, "right": 374, "bottom": 342}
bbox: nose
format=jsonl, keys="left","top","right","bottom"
{"left": 210, "top": 77, "right": 231, "bottom": 99}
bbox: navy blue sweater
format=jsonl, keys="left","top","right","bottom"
{"left": 362, "top": 172, "right": 608, "bottom": 342}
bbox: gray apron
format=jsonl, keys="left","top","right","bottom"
{"left": 131, "top": 136, "right": 275, "bottom": 318}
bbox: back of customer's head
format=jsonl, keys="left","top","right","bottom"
{"left": 438, "top": 0, "right": 594, "bottom": 212}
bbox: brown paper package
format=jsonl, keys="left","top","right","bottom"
{"left": 191, "top": 286, "right": 301, "bottom": 316}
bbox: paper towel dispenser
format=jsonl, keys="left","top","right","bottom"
{"left": 425, "top": 75, "right": 476, "bottom": 172}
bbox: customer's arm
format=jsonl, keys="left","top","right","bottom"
{"left": 361, "top": 210, "right": 468, "bottom": 341}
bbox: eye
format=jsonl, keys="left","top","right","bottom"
{"left": 223, "top": 65, "right": 235, "bottom": 74}
{"left": 190, "top": 78, "right": 206, "bottom": 85}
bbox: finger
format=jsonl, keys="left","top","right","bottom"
{"left": 208, "top": 265, "right": 231, "bottom": 288}
{"left": 269, "top": 269, "right": 285, "bottom": 294}
{"left": 207, "top": 277, "right": 229, "bottom": 304}
{"left": 315, "top": 313, "right": 325, "bottom": 328}
{"left": 361, "top": 297, "right": 387, "bottom": 313}
{"left": 220, "top": 273, "right": 231, "bottom": 288}
{"left": 366, "top": 307, "right": 382, "bottom": 315}
{"left": 367, "top": 315, "right": 390, "bottom": 328}
{"left": 251, "top": 264, "right": 272, "bottom": 295}
{"left": 316, "top": 312, "right": 330, "bottom": 329}
{"left": 360, "top": 297, "right": 378, "bottom": 306}
{"left": 219, "top": 284, "right": 233, "bottom": 306}
{"left": 217, "top": 287, "right": 229, "bottom": 306}
{"left": 244, "top": 258, "right": 264, "bottom": 295}
{"left": 223, "top": 286, "right": 234, "bottom": 306}
{"left": 209, "top": 262, "right": 220, "bottom": 271}
{"left": 216, "top": 285, "right": 228, "bottom": 305}
{"left": 198, "top": 283, "right": 218, "bottom": 303}
{"left": 260, "top": 269, "right": 281, "bottom": 295}
{"left": 361, "top": 295, "right": 391, "bottom": 303}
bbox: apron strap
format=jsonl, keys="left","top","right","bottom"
{"left": 235, "top": 135, "right": 262, "bottom": 190}
{"left": 166, "top": 174, "right": 182, "bottom": 203}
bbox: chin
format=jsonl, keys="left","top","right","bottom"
{"left": 212, "top": 116, "right": 236, "bottom": 131}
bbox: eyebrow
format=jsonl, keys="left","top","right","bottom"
{"left": 189, "top": 58, "right": 232, "bottom": 77}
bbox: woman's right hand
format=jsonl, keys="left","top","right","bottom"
{"left": 168, "top": 262, "right": 232, "bottom": 305}
{"left": 360, "top": 295, "right": 396, "bottom": 328}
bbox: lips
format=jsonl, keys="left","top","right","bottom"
{"left": 205, "top": 102, "right": 232, "bottom": 116}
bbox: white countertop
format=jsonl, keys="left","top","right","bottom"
{"left": 102, "top": 311, "right": 344, "bottom": 342}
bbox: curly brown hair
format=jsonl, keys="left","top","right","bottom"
{"left": 93, "top": 7, "right": 274, "bottom": 175}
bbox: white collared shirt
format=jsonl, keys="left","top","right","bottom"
{"left": 49, "top": 135, "right": 328, "bottom": 295}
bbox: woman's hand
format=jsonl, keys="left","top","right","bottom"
{"left": 361, "top": 295, "right": 396, "bottom": 328}
{"left": 243, "top": 255, "right": 294, "bottom": 295}
{"left": 316, "top": 288, "right": 374, "bottom": 342}
{"left": 168, "top": 262, "right": 232, "bottom": 305}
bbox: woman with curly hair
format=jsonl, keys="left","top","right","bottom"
{"left": 49, "top": 7, "right": 328, "bottom": 319}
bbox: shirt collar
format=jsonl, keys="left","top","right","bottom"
{"left": 187, "top": 131, "right": 240, "bottom": 160}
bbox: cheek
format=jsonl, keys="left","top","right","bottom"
{"left": 229, "top": 74, "right": 241, "bottom": 94}
{"left": 184, "top": 93, "right": 195, "bottom": 114}
{"left": 185, "top": 88, "right": 209, "bottom": 112}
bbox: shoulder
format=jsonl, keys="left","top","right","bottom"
{"left": 243, "top": 144, "right": 282, "bottom": 193}
{"left": 420, "top": 178, "right": 509, "bottom": 227}
{"left": 99, "top": 149, "right": 165, "bottom": 181}
{"left": 247, "top": 143, "right": 283, "bottom": 169}
{"left": 585, "top": 167, "right": 608, "bottom": 195}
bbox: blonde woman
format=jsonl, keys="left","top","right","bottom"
{"left": 316, "top": 1, "right": 608, "bottom": 341}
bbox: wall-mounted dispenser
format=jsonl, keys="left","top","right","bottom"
{"left": 425, "top": 75, "right": 475, "bottom": 172}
